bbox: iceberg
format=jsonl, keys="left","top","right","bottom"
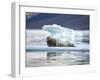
{"left": 42, "top": 24, "right": 89, "bottom": 44}
{"left": 42, "top": 24, "right": 75, "bottom": 43}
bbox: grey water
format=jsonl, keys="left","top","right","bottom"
{"left": 25, "top": 51, "right": 89, "bottom": 67}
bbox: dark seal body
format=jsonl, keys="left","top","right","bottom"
{"left": 47, "top": 36, "right": 75, "bottom": 47}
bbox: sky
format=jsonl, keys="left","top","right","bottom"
{"left": 26, "top": 12, "right": 89, "bottom": 30}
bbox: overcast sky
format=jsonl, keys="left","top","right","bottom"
{"left": 26, "top": 12, "right": 89, "bottom": 30}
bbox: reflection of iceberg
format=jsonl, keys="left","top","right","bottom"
{"left": 26, "top": 51, "right": 89, "bottom": 67}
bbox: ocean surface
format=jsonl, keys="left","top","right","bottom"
{"left": 25, "top": 43, "right": 89, "bottom": 67}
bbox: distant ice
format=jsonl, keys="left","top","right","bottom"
{"left": 26, "top": 30, "right": 50, "bottom": 46}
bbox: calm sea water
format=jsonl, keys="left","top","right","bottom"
{"left": 25, "top": 51, "right": 89, "bottom": 67}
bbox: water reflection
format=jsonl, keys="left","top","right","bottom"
{"left": 47, "top": 51, "right": 89, "bottom": 66}
{"left": 26, "top": 51, "right": 89, "bottom": 67}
